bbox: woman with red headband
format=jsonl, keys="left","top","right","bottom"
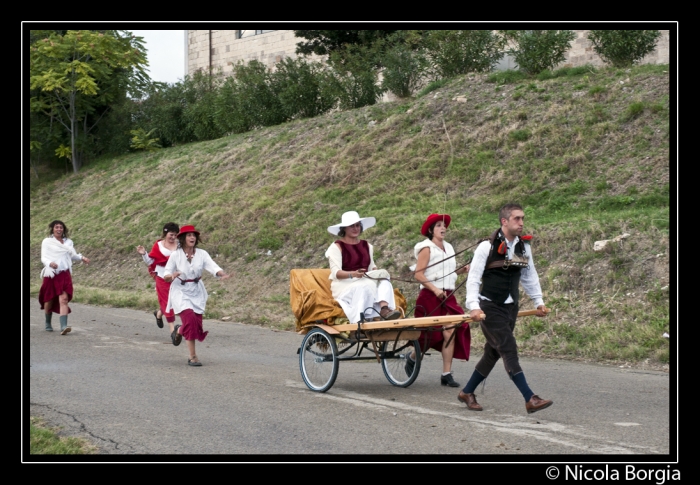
{"left": 163, "top": 225, "right": 231, "bottom": 366}
{"left": 136, "top": 222, "right": 180, "bottom": 334}
{"left": 407, "top": 213, "right": 471, "bottom": 387}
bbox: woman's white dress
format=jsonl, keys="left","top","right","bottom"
{"left": 325, "top": 241, "right": 396, "bottom": 324}
{"left": 164, "top": 248, "right": 222, "bottom": 315}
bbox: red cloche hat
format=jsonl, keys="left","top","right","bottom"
{"left": 421, "top": 214, "right": 451, "bottom": 237}
{"left": 177, "top": 224, "right": 200, "bottom": 237}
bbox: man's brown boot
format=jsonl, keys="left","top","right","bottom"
{"left": 458, "top": 391, "right": 483, "bottom": 411}
{"left": 525, "top": 395, "right": 553, "bottom": 414}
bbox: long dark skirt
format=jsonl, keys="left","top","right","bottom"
{"left": 178, "top": 308, "right": 209, "bottom": 342}
{"left": 38, "top": 271, "right": 73, "bottom": 314}
{"left": 414, "top": 288, "right": 470, "bottom": 360}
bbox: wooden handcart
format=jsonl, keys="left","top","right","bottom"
{"left": 290, "top": 268, "right": 547, "bottom": 393}
{"left": 297, "top": 313, "right": 477, "bottom": 392}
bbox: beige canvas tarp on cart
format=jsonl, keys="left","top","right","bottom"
{"left": 290, "top": 268, "right": 407, "bottom": 333}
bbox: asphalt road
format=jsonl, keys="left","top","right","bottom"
{"left": 27, "top": 301, "right": 673, "bottom": 460}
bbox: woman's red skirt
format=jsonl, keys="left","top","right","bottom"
{"left": 38, "top": 271, "right": 73, "bottom": 314}
{"left": 155, "top": 276, "right": 175, "bottom": 322}
{"left": 414, "top": 288, "right": 470, "bottom": 360}
{"left": 178, "top": 308, "right": 209, "bottom": 342}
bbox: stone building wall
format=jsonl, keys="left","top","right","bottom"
{"left": 562, "top": 30, "right": 670, "bottom": 68}
{"left": 187, "top": 30, "right": 324, "bottom": 76}
{"left": 187, "top": 29, "right": 672, "bottom": 77}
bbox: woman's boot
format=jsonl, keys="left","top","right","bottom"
{"left": 59, "top": 315, "right": 71, "bottom": 335}
{"left": 45, "top": 313, "right": 53, "bottom": 332}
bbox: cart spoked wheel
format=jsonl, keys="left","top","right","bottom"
{"left": 381, "top": 339, "right": 421, "bottom": 387}
{"left": 299, "top": 327, "right": 339, "bottom": 392}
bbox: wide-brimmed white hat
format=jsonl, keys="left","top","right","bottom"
{"left": 327, "top": 211, "right": 376, "bottom": 236}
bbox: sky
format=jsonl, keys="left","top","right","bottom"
{"left": 128, "top": 30, "right": 186, "bottom": 85}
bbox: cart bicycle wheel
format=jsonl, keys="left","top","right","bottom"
{"left": 299, "top": 328, "right": 339, "bottom": 392}
{"left": 381, "top": 339, "right": 421, "bottom": 387}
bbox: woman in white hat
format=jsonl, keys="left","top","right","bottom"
{"left": 163, "top": 225, "right": 231, "bottom": 366}
{"left": 407, "top": 213, "right": 471, "bottom": 387}
{"left": 325, "top": 211, "right": 401, "bottom": 324}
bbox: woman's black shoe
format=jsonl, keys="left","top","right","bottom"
{"left": 171, "top": 324, "right": 183, "bottom": 346}
{"left": 154, "top": 310, "right": 164, "bottom": 328}
{"left": 405, "top": 354, "right": 415, "bottom": 377}
{"left": 441, "top": 373, "right": 460, "bottom": 387}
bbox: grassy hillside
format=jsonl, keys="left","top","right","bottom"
{"left": 28, "top": 63, "right": 671, "bottom": 369}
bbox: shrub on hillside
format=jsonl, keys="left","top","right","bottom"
{"left": 501, "top": 30, "right": 576, "bottom": 75}
{"left": 270, "top": 57, "right": 338, "bottom": 119}
{"left": 214, "top": 60, "right": 286, "bottom": 133}
{"left": 329, "top": 44, "right": 385, "bottom": 110}
{"left": 380, "top": 43, "right": 429, "bottom": 98}
{"left": 95, "top": 95, "right": 138, "bottom": 155}
{"left": 587, "top": 30, "right": 662, "bottom": 68}
{"left": 137, "top": 82, "right": 196, "bottom": 147}
{"left": 214, "top": 76, "right": 253, "bottom": 134}
{"left": 129, "top": 128, "right": 161, "bottom": 151}
{"left": 422, "top": 30, "right": 506, "bottom": 78}
{"left": 126, "top": 83, "right": 178, "bottom": 148}
{"left": 234, "top": 60, "right": 286, "bottom": 128}
{"left": 180, "top": 70, "right": 226, "bottom": 142}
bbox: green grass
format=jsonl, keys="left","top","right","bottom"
{"left": 28, "top": 64, "right": 671, "bottom": 368}
{"left": 622, "top": 101, "right": 646, "bottom": 121}
{"left": 487, "top": 69, "right": 528, "bottom": 85}
{"left": 416, "top": 78, "right": 450, "bottom": 97}
{"left": 509, "top": 129, "right": 531, "bottom": 142}
{"left": 30, "top": 417, "right": 97, "bottom": 455}
{"left": 589, "top": 85, "right": 607, "bottom": 97}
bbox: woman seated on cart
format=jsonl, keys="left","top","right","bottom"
{"left": 325, "top": 211, "right": 402, "bottom": 325}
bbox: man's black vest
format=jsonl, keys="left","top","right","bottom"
{"left": 481, "top": 229, "right": 528, "bottom": 304}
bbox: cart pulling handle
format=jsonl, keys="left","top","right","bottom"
{"left": 471, "top": 308, "right": 549, "bottom": 322}
{"left": 517, "top": 307, "right": 551, "bottom": 317}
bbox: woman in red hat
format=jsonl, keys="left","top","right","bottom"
{"left": 163, "top": 225, "right": 231, "bottom": 366}
{"left": 136, "top": 222, "right": 180, "bottom": 334}
{"left": 408, "top": 213, "right": 471, "bottom": 387}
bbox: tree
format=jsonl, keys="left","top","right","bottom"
{"left": 30, "top": 30, "right": 149, "bottom": 173}
{"left": 294, "top": 30, "right": 399, "bottom": 59}
{"left": 29, "top": 29, "right": 67, "bottom": 44}
{"left": 587, "top": 30, "right": 662, "bottom": 68}
{"left": 28, "top": 108, "right": 70, "bottom": 177}
{"left": 501, "top": 30, "right": 576, "bottom": 75}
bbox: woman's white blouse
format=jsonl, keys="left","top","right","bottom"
{"left": 164, "top": 248, "right": 222, "bottom": 314}
{"left": 413, "top": 238, "right": 457, "bottom": 290}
